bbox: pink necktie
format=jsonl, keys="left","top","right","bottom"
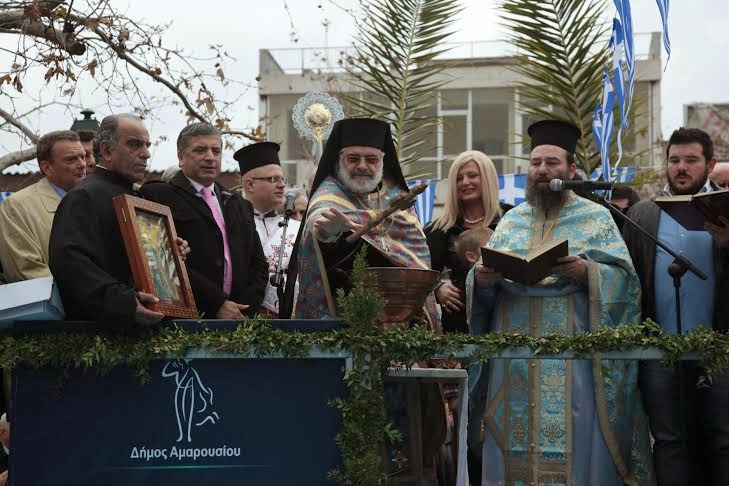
{"left": 201, "top": 186, "right": 232, "bottom": 295}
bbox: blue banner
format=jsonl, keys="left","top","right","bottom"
{"left": 11, "top": 357, "right": 347, "bottom": 485}
{"left": 590, "top": 166, "right": 637, "bottom": 183}
{"left": 613, "top": 0, "right": 635, "bottom": 132}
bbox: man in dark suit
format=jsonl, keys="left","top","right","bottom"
{"left": 50, "top": 114, "right": 184, "bottom": 325}
{"left": 140, "top": 123, "right": 267, "bottom": 319}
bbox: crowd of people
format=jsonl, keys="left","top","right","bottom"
{"left": 0, "top": 111, "right": 727, "bottom": 485}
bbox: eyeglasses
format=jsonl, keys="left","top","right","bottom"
{"left": 251, "top": 176, "right": 287, "bottom": 184}
{"left": 342, "top": 154, "right": 382, "bottom": 165}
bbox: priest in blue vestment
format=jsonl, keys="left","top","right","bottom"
{"left": 466, "top": 120, "right": 654, "bottom": 485}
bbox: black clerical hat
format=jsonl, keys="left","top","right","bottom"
{"left": 234, "top": 142, "right": 281, "bottom": 175}
{"left": 279, "top": 117, "right": 409, "bottom": 321}
{"left": 335, "top": 117, "right": 391, "bottom": 150}
{"left": 309, "top": 118, "right": 407, "bottom": 196}
{"left": 528, "top": 120, "right": 581, "bottom": 154}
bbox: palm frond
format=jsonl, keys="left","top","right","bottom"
{"left": 501, "top": 0, "right": 611, "bottom": 173}
{"left": 505, "top": 0, "right": 651, "bottom": 177}
{"left": 342, "top": 0, "right": 462, "bottom": 170}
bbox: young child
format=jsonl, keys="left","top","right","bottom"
{"left": 454, "top": 227, "right": 494, "bottom": 270}
{"left": 442, "top": 226, "right": 493, "bottom": 485}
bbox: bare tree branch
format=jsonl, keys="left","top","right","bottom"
{"left": 82, "top": 20, "right": 258, "bottom": 142}
{"left": 0, "top": 147, "right": 36, "bottom": 171}
{"left": 0, "top": 5, "right": 85, "bottom": 55}
{"left": 0, "top": 100, "right": 65, "bottom": 131}
{"left": 0, "top": 0, "right": 265, "bottom": 171}
{"left": 221, "top": 129, "right": 262, "bottom": 140}
{"left": 0, "top": 106, "right": 39, "bottom": 143}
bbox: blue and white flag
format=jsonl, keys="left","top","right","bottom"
{"left": 613, "top": 166, "right": 637, "bottom": 183}
{"left": 593, "top": 68, "right": 615, "bottom": 183}
{"left": 498, "top": 173, "right": 527, "bottom": 206}
{"left": 590, "top": 166, "right": 637, "bottom": 183}
{"left": 655, "top": 0, "right": 671, "bottom": 64}
{"left": 613, "top": 0, "right": 635, "bottom": 131}
{"left": 0, "top": 192, "right": 12, "bottom": 203}
{"left": 611, "top": 18, "right": 626, "bottom": 169}
{"left": 407, "top": 180, "right": 438, "bottom": 227}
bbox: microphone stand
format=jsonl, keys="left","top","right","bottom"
{"left": 270, "top": 208, "right": 293, "bottom": 316}
{"left": 583, "top": 190, "right": 707, "bottom": 332}
{"left": 581, "top": 188, "right": 707, "bottom": 468}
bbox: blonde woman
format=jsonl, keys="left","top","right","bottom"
{"left": 424, "top": 150, "right": 510, "bottom": 334}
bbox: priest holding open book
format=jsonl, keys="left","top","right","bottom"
{"left": 465, "top": 120, "right": 654, "bottom": 485}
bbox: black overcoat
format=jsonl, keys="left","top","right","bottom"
{"left": 139, "top": 171, "right": 267, "bottom": 317}
{"left": 49, "top": 167, "right": 138, "bottom": 322}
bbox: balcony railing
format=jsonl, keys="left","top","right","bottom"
{"left": 263, "top": 33, "right": 657, "bottom": 75}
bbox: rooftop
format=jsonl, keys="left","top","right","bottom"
{"left": 261, "top": 34, "right": 658, "bottom": 76}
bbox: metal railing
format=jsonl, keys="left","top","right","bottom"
{"left": 264, "top": 33, "right": 657, "bottom": 75}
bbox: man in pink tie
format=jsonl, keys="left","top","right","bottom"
{"left": 140, "top": 123, "right": 268, "bottom": 319}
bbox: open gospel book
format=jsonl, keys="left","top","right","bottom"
{"left": 481, "top": 239, "right": 569, "bottom": 286}
{"left": 654, "top": 189, "right": 729, "bottom": 231}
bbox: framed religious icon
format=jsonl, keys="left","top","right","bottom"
{"left": 112, "top": 194, "right": 198, "bottom": 318}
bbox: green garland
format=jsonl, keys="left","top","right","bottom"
{"left": 2, "top": 252, "right": 729, "bottom": 483}
{"left": 328, "top": 249, "right": 389, "bottom": 485}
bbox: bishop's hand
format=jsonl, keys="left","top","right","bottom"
{"left": 313, "top": 207, "right": 364, "bottom": 241}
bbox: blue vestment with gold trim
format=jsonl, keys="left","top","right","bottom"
{"left": 466, "top": 193, "right": 654, "bottom": 485}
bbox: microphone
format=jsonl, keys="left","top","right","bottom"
{"left": 283, "top": 192, "right": 296, "bottom": 217}
{"left": 549, "top": 179, "right": 614, "bottom": 191}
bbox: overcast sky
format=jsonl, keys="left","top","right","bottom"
{"left": 1, "top": 0, "right": 728, "bottom": 173}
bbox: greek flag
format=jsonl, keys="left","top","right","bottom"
{"left": 593, "top": 68, "right": 615, "bottom": 183}
{"left": 498, "top": 173, "right": 527, "bottom": 206}
{"left": 0, "top": 192, "right": 12, "bottom": 203}
{"left": 407, "top": 180, "right": 438, "bottom": 227}
{"left": 590, "top": 166, "right": 637, "bottom": 183}
{"left": 655, "top": 0, "right": 671, "bottom": 63}
{"left": 611, "top": 18, "right": 626, "bottom": 168}
{"left": 613, "top": 0, "right": 635, "bottom": 132}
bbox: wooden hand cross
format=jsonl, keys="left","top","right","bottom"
{"left": 344, "top": 182, "right": 429, "bottom": 243}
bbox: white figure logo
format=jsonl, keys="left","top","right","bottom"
{"left": 162, "top": 360, "right": 220, "bottom": 443}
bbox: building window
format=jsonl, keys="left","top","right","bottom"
{"left": 441, "top": 89, "right": 469, "bottom": 110}
{"left": 472, "top": 87, "right": 511, "bottom": 162}
{"left": 442, "top": 115, "right": 467, "bottom": 158}
{"left": 265, "top": 87, "right": 521, "bottom": 180}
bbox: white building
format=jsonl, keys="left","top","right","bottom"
{"left": 259, "top": 33, "right": 663, "bottom": 186}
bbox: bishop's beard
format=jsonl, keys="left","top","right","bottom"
{"left": 336, "top": 162, "right": 384, "bottom": 194}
